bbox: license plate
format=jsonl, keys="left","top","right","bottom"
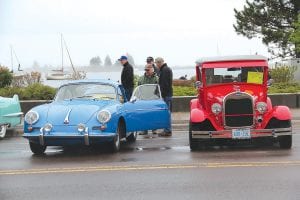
{"left": 232, "top": 129, "right": 251, "bottom": 139}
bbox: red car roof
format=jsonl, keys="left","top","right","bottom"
{"left": 196, "top": 55, "right": 268, "bottom": 68}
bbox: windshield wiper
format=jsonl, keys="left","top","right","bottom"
{"left": 72, "top": 95, "right": 94, "bottom": 99}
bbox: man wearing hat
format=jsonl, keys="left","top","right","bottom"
{"left": 119, "top": 55, "right": 134, "bottom": 101}
{"left": 146, "top": 56, "right": 159, "bottom": 75}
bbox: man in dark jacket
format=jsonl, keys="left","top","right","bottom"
{"left": 119, "top": 55, "right": 134, "bottom": 101}
{"left": 155, "top": 57, "right": 173, "bottom": 136}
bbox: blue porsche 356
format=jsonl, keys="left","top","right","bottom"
{"left": 23, "top": 80, "right": 171, "bottom": 154}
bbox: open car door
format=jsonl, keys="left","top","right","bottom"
{"left": 123, "top": 84, "right": 171, "bottom": 132}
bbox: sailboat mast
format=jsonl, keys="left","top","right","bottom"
{"left": 10, "top": 45, "right": 13, "bottom": 72}
{"left": 62, "top": 35, "right": 76, "bottom": 74}
{"left": 61, "top": 33, "right": 64, "bottom": 72}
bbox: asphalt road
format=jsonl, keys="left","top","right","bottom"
{"left": 1, "top": 129, "right": 300, "bottom": 200}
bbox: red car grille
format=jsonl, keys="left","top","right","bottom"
{"left": 224, "top": 96, "right": 254, "bottom": 127}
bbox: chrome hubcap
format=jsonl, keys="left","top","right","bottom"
{"left": 115, "top": 133, "right": 120, "bottom": 147}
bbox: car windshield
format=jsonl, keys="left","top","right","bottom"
{"left": 205, "top": 67, "right": 264, "bottom": 86}
{"left": 55, "top": 83, "right": 117, "bottom": 101}
{"left": 132, "top": 84, "right": 161, "bottom": 101}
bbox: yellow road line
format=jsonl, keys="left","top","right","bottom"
{"left": 1, "top": 161, "right": 300, "bottom": 176}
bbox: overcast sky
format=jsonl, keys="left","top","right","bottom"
{"left": 0, "top": 0, "right": 269, "bottom": 68}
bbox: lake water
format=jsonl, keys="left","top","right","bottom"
{"left": 43, "top": 67, "right": 195, "bottom": 88}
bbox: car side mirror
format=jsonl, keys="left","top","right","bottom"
{"left": 130, "top": 96, "right": 137, "bottom": 103}
{"left": 194, "top": 81, "right": 202, "bottom": 89}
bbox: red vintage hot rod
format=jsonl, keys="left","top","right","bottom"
{"left": 189, "top": 55, "right": 292, "bottom": 150}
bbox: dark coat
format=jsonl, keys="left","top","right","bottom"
{"left": 159, "top": 63, "right": 173, "bottom": 98}
{"left": 121, "top": 62, "right": 134, "bottom": 89}
{"left": 152, "top": 64, "right": 159, "bottom": 75}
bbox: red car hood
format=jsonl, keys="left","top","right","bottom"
{"left": 204, "top": 83, "right": 267, "bottom": 106}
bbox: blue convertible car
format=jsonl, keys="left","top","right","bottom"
{"left": 23, "top": 80, "right": 171, "bottom": 154}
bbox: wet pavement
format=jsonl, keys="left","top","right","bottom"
{"left": 1, "top": 127, "right": 300, "bottom": 200}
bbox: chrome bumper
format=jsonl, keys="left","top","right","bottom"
{"left": 192, "top": 127, "right": 292, "bottom": 139}
{"left": 23, "top": 127, "right": 116, "bottom": 146}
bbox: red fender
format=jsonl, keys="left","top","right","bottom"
{"left": 190, "top": 99, "right": 206, "bottom": 123}
{"left": 190, "top": 98, "right": 200, "bottom": 110}
{"left": 272, "top": 106, "right": 292, "bottom": 121}
{"left": 190, "top": 108, "right": 206, "bottom": 123}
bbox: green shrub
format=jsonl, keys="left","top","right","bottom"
{"left": 0, "top": 83, "right": 56, "bottom": 100}
{"left": 0, "top": 66, "right": 13, "bottom": 87}
{"left": 0, "top": 87, "right": 24, "bottom": 98}
{"left": 270, "top": 65, "right": 296, "bottom": 83}
{"left": 173, "top": 86, "right": 197, "bottom": 96}
{"left": 268, "top": 82, "right": 300, "bottom": 93}
{"left": 22, "top": 83, "right": 56, "bottom": 100}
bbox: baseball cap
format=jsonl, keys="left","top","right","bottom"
{"left": 146, "top": 56, "right": 154, "bottom": 62}
{"left": 118, "top": 55, "right": 128, "bottom": 61}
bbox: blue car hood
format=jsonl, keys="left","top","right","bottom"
{"left": 46, "top": 100, "right": 113, "bottom": 125}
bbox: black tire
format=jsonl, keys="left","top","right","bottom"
{"left": 0, "top": 125, "right": 7, "bottom": 139}
{"left": 279, "top": 135, "right": 292, "bottom": 149}
{"left": 189, "top": 123, "right": 198, "bottom": 151}
{"left": 127, "top": 131, "right": 137, "bottom": 142}
{"left": 266, "top": 119, "right": 292, "bottom": 149}
{"left": 110, "top": 122, "right": 122, "bottom": 152}
{"left": 29, "top": 142, "right": 46, "bottom": 155}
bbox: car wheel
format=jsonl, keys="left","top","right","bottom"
{"left": 189, "top": 123, "right": 198, "bottom": 151}
{"left": 279, "top": 135, "right": 292, "bottom": 149}
{"left": 29, "top": 142, "right": 46, "bottom": 155}
{"left": 0, "top": 125, "right": 7, "bottom": 139}
{"left": 127, "top": 132, "right": 137, "bottom": 142}
{"left": 110, "top": 123, "right": 122, "bottom": 152}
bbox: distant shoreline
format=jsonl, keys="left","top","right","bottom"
{"left": 22, "top": 65, "right": 195, "bottom": 73}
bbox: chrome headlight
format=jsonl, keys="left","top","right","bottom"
{"left": 43, "top": 123, "right": 53, "bottom": 132}
{"left": 97, "top": 110, "right": 111, "bottom": 124}
{"left": 211, "top": 103, "right": 222, "bottom": 115}
{"left": 77, "top": 123, "right": 86, "bottom": 132}
{"left": 256, "top": 102, "right": 267, "bottom": 114}
{"left": 25, "top": 111, "right": 39, "bottom": 125}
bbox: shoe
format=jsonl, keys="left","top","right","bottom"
{"left": 158, "top": 132, "right": 172, "bottom": 137}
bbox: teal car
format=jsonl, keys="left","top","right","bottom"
{"left": 0, "top": 95, "right": 23, "bottom": 138}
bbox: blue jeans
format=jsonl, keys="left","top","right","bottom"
{"left": 163, "top": 96, "right": 172, "bottom": 133}
{"left": 125, "top": 88, "right": 133, "bottom": 101}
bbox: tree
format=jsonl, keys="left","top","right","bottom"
{"left": 0, "top": 65, "right": 13, "bottom": 87}
{"left": 290, "top": 14, "right": 300, "bottom": 54}
{"left": 104, "top": 55, "right": 112, "bottom": 67}
{"left": 89, "top": 56, "right": 102, "bottom": 67}
{"left": 233, "top": 0, "right": 300, "bottom": 58}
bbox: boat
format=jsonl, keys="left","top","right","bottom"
{"left": 45, "top": 72, "right": 72, "bottom": 80}
{"left": 46, "top": 34, "right": 85, "bottom": 80}
{"left": 10, "top": 45, "right": 25, "bottom": 77}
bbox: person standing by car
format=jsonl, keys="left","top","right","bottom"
{"left": 155, "top": 57, "right": 173, "bottom": 136}
{"left": 146, "top": 56, "right": 159, "bottom": 75}
{"left": 119, "top": 55, "right": 134, "bottom": 101}
{"left": 138, "top": 63, "right": 159, "bottom": 136}
{"left": 138, "top": 64, "right": 159, "bottom": 85}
